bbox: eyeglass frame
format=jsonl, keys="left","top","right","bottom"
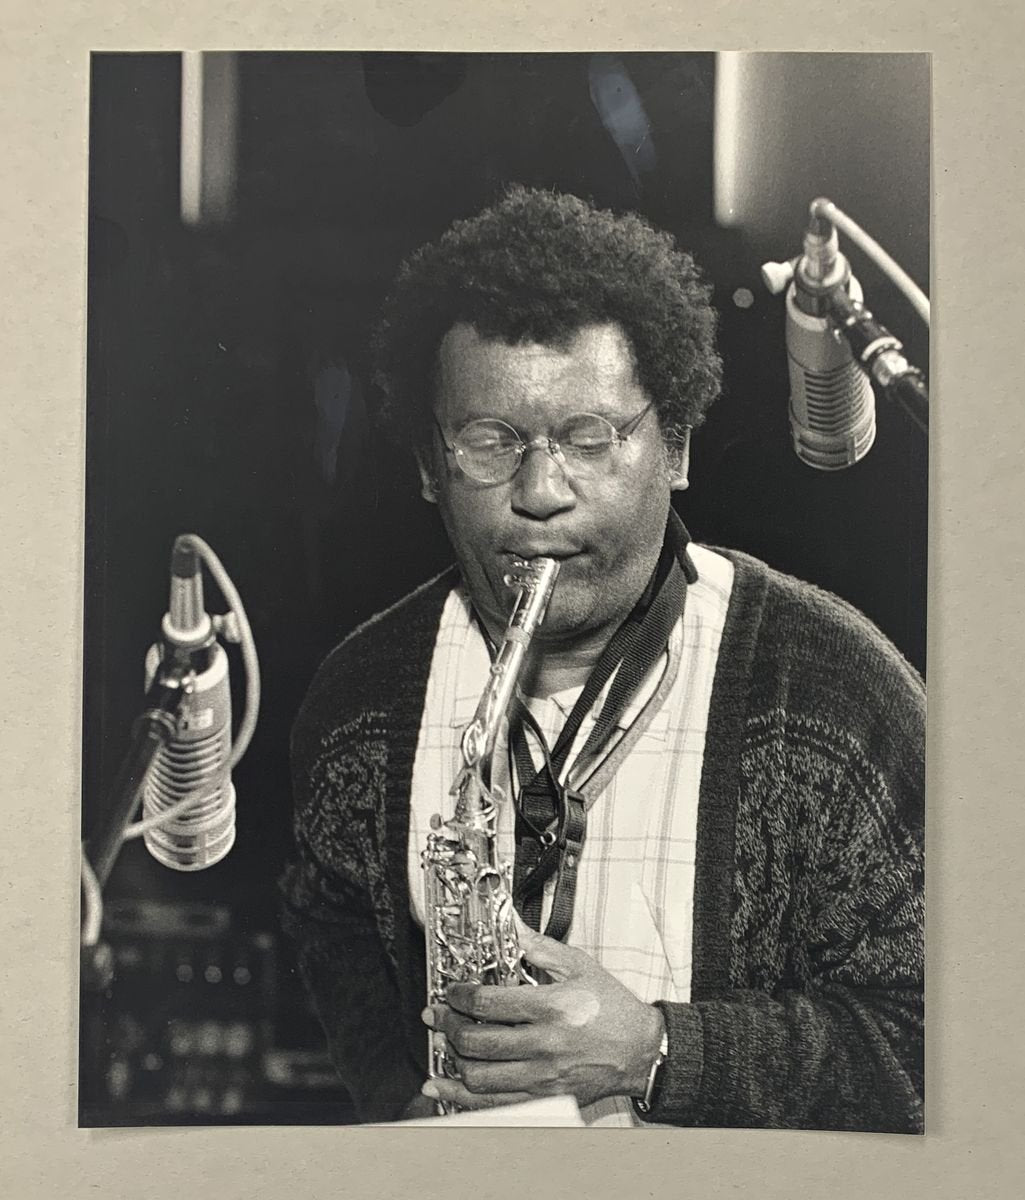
{"left": 431, "top": 399, "right": 657, "bottom": 484}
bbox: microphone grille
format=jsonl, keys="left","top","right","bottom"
{"left": 790, "top": 361, "right": 876, "bottom": 470}
{"left": 143, "top": 645, "right": 235, "bottom": 871}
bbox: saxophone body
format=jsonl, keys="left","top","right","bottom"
{"left": 422, "top": 556, "right": 560, "bottom": 1114}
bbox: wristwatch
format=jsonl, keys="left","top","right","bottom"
{"left": 632, "top": 1027, "right": 670, "bottom": 1116}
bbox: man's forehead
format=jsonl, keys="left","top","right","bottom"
{"left": 436, "top": 321, "right": 640, "bottom": 388}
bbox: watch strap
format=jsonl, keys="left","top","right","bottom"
{"left": 632, "top": 1026, "right": 670, "bottom": 1116}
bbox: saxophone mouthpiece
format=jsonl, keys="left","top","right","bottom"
{"left": 504, "top": 555, "right": 560, "bottom": 591}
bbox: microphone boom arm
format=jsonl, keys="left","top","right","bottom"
{"left": 83, "top": 679, "right": 184, "bottom": 893}
{"left": 823, "top": 286, "right": 928, "bottom": 435}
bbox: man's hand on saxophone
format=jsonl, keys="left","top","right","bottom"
{"left": 419, "top": 917, "right": 667, "bottom": 1111}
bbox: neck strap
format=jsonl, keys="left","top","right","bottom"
{"left": 509, "top": 511, "right": 696, "bottom": 941}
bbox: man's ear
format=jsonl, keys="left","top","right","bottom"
{"left": 415, "top": 448, "right": 440, "bottom": 504}
{"left": 668, "top": 427, "right": 691, "bottom": 492}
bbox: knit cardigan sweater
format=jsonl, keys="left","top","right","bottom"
{"left": 279, "top": 548, "right": 925, "bottom": 1132}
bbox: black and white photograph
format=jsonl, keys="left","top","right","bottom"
{"left": 80, "top": 50, "right": 929, "bottom": 1132}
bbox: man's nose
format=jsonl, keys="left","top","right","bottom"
{"left": 510, "top": 441, "right": 576, "bottom": 519}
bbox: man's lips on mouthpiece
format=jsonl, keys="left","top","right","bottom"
{"left": 503, "top": 547, "right": 583, "bottom": 564}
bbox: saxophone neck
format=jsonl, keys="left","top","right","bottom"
{"left": 465, "top": 556, "right": 560, "bottom": 772}
{"left": 449, "top": 557, "right": 559, "bottom": 821}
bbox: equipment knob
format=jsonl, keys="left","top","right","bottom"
{"left": 760, "top": 259, "right": 795, "bottom": 295}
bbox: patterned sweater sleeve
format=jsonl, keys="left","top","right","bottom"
{"left": 648, "top": 564, "right": 925, "bottom": 1132}
{"left": 279, "top": 839, "right": 423, "bottom": 1123}
{"left": 278, "top": 654, "right": 424, "bottom": 1125}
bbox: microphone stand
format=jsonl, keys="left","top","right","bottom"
{"left": 85, "top": 680, "right": 186, "bottom": 891}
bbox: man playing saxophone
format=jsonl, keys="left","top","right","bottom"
{"left": 280, "top": 187, "right": 924, "bottom": 1131}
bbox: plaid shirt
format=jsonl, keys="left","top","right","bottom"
{"left": 408, "top": 544, "right": 734, "bottom": 1125}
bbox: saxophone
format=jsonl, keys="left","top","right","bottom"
{"left": 422, "top": 556, "right": 560, "bottom": 1115}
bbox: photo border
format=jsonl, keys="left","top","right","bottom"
{"left": 3, "top": 5, "right": 1023, "bottom": 1197}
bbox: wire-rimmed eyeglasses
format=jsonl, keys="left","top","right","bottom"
{"left": 433, "top": 401, "right": 654, "bottom": 485}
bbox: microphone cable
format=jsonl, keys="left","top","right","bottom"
{"left": 809, "top": 197, "right": 930, "bottom": 328}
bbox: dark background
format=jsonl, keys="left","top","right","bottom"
{"left": 81, "top": 51, "right": 929, "bottom": 1124}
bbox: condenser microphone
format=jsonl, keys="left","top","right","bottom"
{"left": 140, "top": 540, "right": 236, "bottom": 871}
{"left": 762, "top": 212, "right": 876, "bottom": 471}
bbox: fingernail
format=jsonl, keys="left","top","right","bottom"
{"left": 421, "top": 1007, "right": 435, "bottom": 1027}
{"left": 421, "top": 1081, "right": 439, "bottom": 1099}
